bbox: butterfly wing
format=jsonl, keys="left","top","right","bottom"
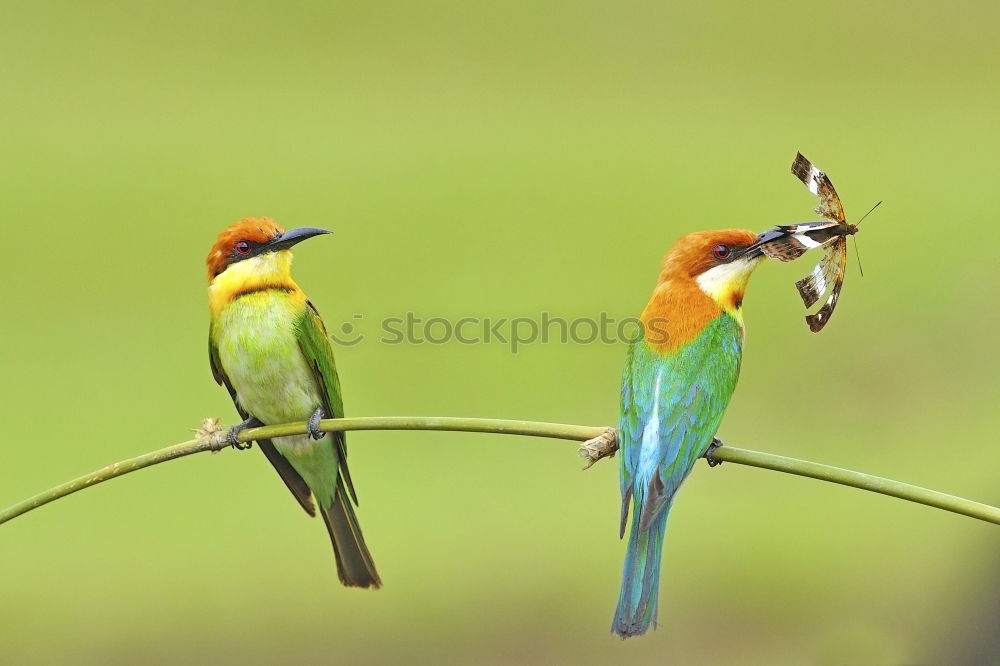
{"left": 799, "top": 237, "right": 848, "bottom": 332}
{"left": 795, "top": 237, "right": 844, "bottom": 307}
{"left": 760, "top": 222, "right": 842, "bottom": 262}
{"left": 791, "top": 152, "right": 846, "bottom": 224}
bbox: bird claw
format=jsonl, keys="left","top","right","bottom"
{"left": 704, "top": 437, "right": 724, "bottom": 467}
{"left": 308, "top": 407, "right": 326, "bottom": 440}
{"left": 227, "top": 415, "right": 261, "bottom": 450}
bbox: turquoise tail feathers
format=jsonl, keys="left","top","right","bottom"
{"left": 612, "top": 504, "right": 671, "bottom": 639}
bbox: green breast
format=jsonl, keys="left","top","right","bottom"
{"left": 214, "top": 291, "right": 321, "bottom": 427}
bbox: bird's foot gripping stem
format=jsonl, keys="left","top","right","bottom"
{"left": 307, "top": 407, "right": 326, "bottom": 440}
{"left": 227, "top": 415, "right": 263, "bottom": 450}
{"left": 703, "top": 437, "right": 724, "bottom": 467}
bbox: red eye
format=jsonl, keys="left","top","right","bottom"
{"left": 234, "top": 240, "right": 251, "bottom": 255}
{"left": 712, "top": 244, "right": 731, "bottom": 260}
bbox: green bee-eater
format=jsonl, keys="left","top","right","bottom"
{"left": 613, "top": 229, "right": 769, "bottom": 637}
{"left": 207, "top": 217, "right": 380, "bottom": 588}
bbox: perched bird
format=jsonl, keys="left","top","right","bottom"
{"left": 613, "top": 229, "right": 767, "bottom": 638}
{"left": 207, "top": 217, "right": 380, "bottom": 588}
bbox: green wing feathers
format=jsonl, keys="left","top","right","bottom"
{"left": 294, "top": 302, "right": 357, "bottom": 503}
{"left": 295, "top": 302, "right": 381, "bottom": 588}
{"left": 295, "top": 302, "right": 345, "bottom": 419}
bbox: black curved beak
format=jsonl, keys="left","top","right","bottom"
{"left": 739, "top": 228, "right": 787, "bottom": 260}
{"left": 268, "top": 227, "right": 332, "bottom": 251}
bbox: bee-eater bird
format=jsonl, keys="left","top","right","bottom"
{"left": 207, "top": 217, "right": 380, "bottom": 588}
{"left": 613, "top": 229, "right": 767, "bottom": 638}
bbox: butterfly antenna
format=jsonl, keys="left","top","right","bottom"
{"left": 856, "top": 200, "right": 882, "bottom": 227}
{"left": 850, "top": 200, "right": 879, "bottom": 277}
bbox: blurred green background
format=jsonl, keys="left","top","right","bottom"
{"left": 2, "top": 1, "right": 998, "bottom": 663}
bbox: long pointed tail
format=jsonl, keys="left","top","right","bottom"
{"left": 320, "top": 483, "right": 382, "bottom": 588}
{"left": 612, "top": 504, "right": 670, "bottom": 638}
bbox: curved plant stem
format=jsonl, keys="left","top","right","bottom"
{"left": 1, "top": 416, "right": 997, "bottom": 527}
{"left": 714, "top": 446, "right": 1000, "bottom": 525}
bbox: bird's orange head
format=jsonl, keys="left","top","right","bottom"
{"left": 658, "top": 228, "right": 761, "bottom": 304}
{"left": 206, "top": 217, "right": 331, "bottom": 315}
{"left": 642, "top": 228, "right": 766, "bottom": 351}
{"left": 206, "top": 217, "right": 330, "bottom": 282}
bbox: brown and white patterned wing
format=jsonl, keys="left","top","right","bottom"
{"left": 794, "top": 238, "right": 844, "bottom": 308}
{"left": 760, "top": 234, "right": 811, "bottom": 261}
{"left": 791, "top": 153, "right": 846, "bottom": 224}
{"left": 762, "top": 223, "right": 844, "bottom": 262}
{"left": 799, "top": 237, "right": 849, "bottom": 332}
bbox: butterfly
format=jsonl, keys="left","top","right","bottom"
{"left": 759, "top": 153, "right": 871, "bottom": 332}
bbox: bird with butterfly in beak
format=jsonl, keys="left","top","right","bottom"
{"left": 207, "top": 217, "right": 380, "bottom": 588}
{"left": 613, "top": 228, "right": 769, "bottom": 638}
